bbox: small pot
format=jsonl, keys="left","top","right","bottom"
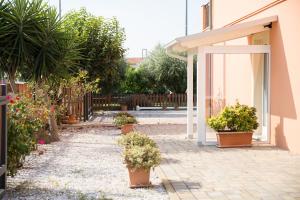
{"left": 121, "top": 124, "right": 134, "bottom": 134}
{"left": 121, "top": 105, "right": 128, "bottom": 111}
{"left": 216, "top": 131, "right": 253, "bottom": 148}
{"left": 68, "top": 114, "right": 78, "bottom": 124}
{"left": 128, "top": 167, "right": 150, "bottom": 188}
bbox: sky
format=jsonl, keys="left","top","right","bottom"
{"left": 48, "top": 0, "right": 203, "bottom": 58}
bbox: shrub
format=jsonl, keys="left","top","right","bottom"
{"left": 124, "top": 145, "right": 161, "bottom": 171}
{"left": 113, "top": 115, "right": 137, "bottom": 127}
{"left": 7, "top": 95, "right": 49, "bottom": 176}
{"left": 114, "top": 112, "right": 133, "bottom": 118}
{"left": 118, "top": 132, "right": 157, "bottom": 149}
{"left": 207, "top": 102, "right": 259, "bottom": 132}
{"left": 118, "top": 132, "right": 161, "bottom": 171}
{"left": 54, "top": 104, "right": 67, "bottom": 125}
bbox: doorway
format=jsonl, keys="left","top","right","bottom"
{"left": 197, "top": 45, "right": 271, "bottom": 145}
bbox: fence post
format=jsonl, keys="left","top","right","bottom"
{"left": 83, "top": 93, "right": 88, "bottom": 122}
{"left": 0, "top": 84, "right": 7, "bottom": 198}
{"left": 90, "top": 93, "right": 93, "bottom": 116}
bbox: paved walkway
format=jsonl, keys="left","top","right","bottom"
{"left": 137, "top": 125, "right": 300, "bottom": 200}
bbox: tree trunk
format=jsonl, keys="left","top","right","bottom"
{"left": 42, "top": 88, "right": 60, "bottom": 142}
{"left": 49, "top": 111, "right": 60, "bottom": 142}
{"left": 8, "top": 73, "right": 16, "bottom": 93}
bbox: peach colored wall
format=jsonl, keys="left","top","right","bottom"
{"left": 209, "top": 0, "right": 300, "bottom": 153}
{"left": 210, "top": 53, "right": 252, "bottom": 104}
{"left": 212, "top": 0, "right": 275, "bottom": 28}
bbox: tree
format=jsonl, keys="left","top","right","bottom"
{"left": 121, "top": 45, "right": 187, "bottom": 94}
{"left": 0, "top": 0, "right": 48, "bottom": 91}
{"left": 0, "top": 0, "right": 81, "bottom": 141}
{"left": 0, "top": 0, "right": 80, "bottom": 90}
{"left": 63, "top": 8, "right": 126, "bottom": 94}
{"left": 149, "top": 45, "right": 187, "bottom": 93}
{"left": 121, "top": 67, "right": 155, "bottom": 94}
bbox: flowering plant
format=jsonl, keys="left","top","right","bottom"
{"left": 7, "top": 95, "right": 50, "bottom": 176}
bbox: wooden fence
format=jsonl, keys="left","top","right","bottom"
{"left": 62, "top": 88, "right": 93, "bottom": 122}
{"left": 83, "top": 92, "right": 93, "bottom": 121}
{"left": 93, "top": 94, "right": 197, "bottom": 111}
{"left": 7, "top": 82, "right": 28, "bottom": 94}
{"left": 0, "top": 85, "right": 8, "bottom": 198}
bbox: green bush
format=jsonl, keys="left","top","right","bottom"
{"left": 118, "top": 132, "right": 157, "bottom": 149}
{"left": 7, "top": 95, "right": 49, "bottom": 176}
{"left": 113, "top": 115, "right": 137, "bottom": 127}
{"left": 207, "top": 102, "right": 259, "bottom": 132}
{"left": 114, "top": 112, "right": 133, "bottom": 118}
{"left": 118, "top": 132, "right": 161, "bottom": 171}
{"left": 124, "top": 145, "right": 161, "bottom": 171}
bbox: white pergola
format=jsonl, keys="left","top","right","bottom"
{"left": 166, "top": 16, "right": 277, "bottom": 145}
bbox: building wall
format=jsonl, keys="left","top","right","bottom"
{"left": 209, "top": 0, "right": 300, "bottom": 153}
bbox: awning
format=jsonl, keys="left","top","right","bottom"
{"left": 166, "top": 16, "right": 277, "bottom": 52}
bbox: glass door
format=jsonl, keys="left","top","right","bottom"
{"left": 204, "top": 52, "right": 270, "bottom": 144}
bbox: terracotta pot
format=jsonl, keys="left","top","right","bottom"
{"left": 121, "top": 105, "right": 128, "bottom": 111}
{"left": 216, "top": 132, "right": 253, "bottom": 148}
{"left": 68, "top": 114, "right": 78, "bottom": 124}
{"left": 121, "top": 124, "right": 134, "bottom": 134}
{"left": 128, "top": 167, "right": 150, "bottom": 188}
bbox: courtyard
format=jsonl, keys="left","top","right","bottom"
{"left": 8, "top": 111, "right": 300, "bottom": 200}
{"left": 2, "top": 0, "right": 300, "bottom": 199}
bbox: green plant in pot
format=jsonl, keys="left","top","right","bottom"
{"left": 119, "top": 96, "right": 131, "bottom": 111}
{"left": 207, "top": 102, "right": 259, "bottom": 148}
{"left": 118, "top": 132, "right": 161, "bottom": 188}
{"left": 113, "top": 113, "right": 137, "bottom": 134}
{"left": 118, "top": 131, "right": 157, "bottom": 148}
{"left": 114, "top": 112, "right": 134, "bottom": 119}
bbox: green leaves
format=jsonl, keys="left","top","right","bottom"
{"left": 113, "top": 115, "right": 137, "bottom": 127}
{"left": 121, "top": 44, "right": 187, "bottom": 94}
{"left": 0, "top": 0, "right": 46, "bottom": 75}
{"left": 7, "top": 95, "right": 50, "bottom": 176}
{"left": 118, "top": 132, "right": 161, "bottom": 170}
{"left": 63, "top": 8, "right": 126, "bottom": 94}
{"left": 0, "top": 0, "right": 81, "bottom": 85}
{"left": 207, "top": 102, "right": 259, "bottom": 132}
{"left": 118, "top": 132, "right": 157, "bottom": 149}
{"left": 124, "top": 145, "right": 161, "bottom": 170}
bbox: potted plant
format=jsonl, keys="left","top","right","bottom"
{"left": 118, "top": 132, "right": 161, "bottom": 188}
{"left": 207, "top": 102, "right": 259, "bottom": 148}
{"left": 113, "top": 113, "right": 137, "bottom": 134}
{"left": 121, "top": 104, "right": 128, "bottom": 111}
{"left": 62, "top": 70, "right": 100, "bottom": 124}
{"left": 120, "top": 96, "right": 131, "bottom": 111}
{"left": 114, "top": 112, "right": 134, "bottom": 119}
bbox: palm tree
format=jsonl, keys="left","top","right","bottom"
{"left": 0, "top": 0, "right": 48, "bottom": 91}
{"left": 0, "top": 0, "right": 79, "bottom": 91}
{"left": 0, "top": 0, "right": 80, "bottom": 141}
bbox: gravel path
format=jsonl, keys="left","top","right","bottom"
{"left": 7, "top": 126, "right": 169, "bottom": 200}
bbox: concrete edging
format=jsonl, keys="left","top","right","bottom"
{"left": 155, "top": 166, "right": 180, "bottom": 200}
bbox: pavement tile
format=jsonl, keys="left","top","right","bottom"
{"left": 136, "top": 124, "right": 300, "bottom": 200}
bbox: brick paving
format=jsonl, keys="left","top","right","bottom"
{"left": 137, "top": 124, "right": 300, "bottom": 200}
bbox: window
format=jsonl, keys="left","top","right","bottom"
{"left": 202, "top": 2, "right": 211, "bottom": 30}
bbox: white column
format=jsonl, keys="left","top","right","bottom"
{"left": 186, "top": 52, "right": 194, "bottom": 139}
{"left": 197, "top": 47, "right": 206, "bottom": 145}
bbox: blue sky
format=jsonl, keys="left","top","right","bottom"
{"left": 48, "top": 0, "right": 202, "bottom": 57}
